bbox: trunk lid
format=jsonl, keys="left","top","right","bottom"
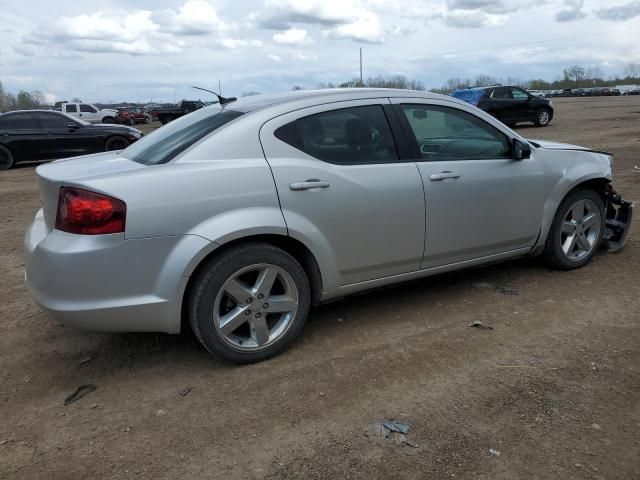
{"left": 36, "top": 152, "right": 145, "bottom": 231}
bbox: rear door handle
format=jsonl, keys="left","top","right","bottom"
{"left": 289, "top": 180, "right": 331, "bottom": 191}
{"left": 429, "top": 171, "right": 461, "bottom": 181}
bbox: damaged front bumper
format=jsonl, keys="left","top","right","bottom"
{"left": 603, "top": 185, "right": 633, "bottom": 252}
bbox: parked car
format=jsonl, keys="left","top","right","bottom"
{"left": 152, "top": 100, "right": 205, "bottom": 124}
{"left": 24, "top": 89, "right": 632, "bottom": 363}
{"left": 0, "top": 110, "right": 143, "bottom": 170}
{"left": 117, "top": 106, "right": 152, "bottom": 125}
{"left": 611, "top": 88, "right": 621, "bottom": 96}
{"left": 625, "top": 89, "right": 640, "bottom": 95}
{"left": 451, "top": 86, "right": 554, "bottom": 127}
{"left": 61, "top": 102, "right": 118, "bottom": 124}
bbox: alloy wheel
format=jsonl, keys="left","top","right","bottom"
{"left": 213, "top": 263, "right": 299, "bottom": 351}
{"left": 560, "top": 199, "right": 601, "bottom": 261}
{"left": 538, "top": 110, "right": 550, "bottom": 125}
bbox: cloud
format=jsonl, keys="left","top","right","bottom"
{"left": 596, "top": 0, "right": 640, "bottom": 21}
{"left": 19, "top": 1, "right": 263, "bottom": 56}
{"left": 445, "top": 0, "right": 536, "bottom": 14}
{"left": 323, "top": 11, "right": 385, "bottom": 43}
{"left": 262, "top": 0, "right": 385, "bottom": 43}
{"left": 272, "top": 27, "right": 312, "bottom": 45}
{"left": 262, "top": 0, "right": 359, "bottom": 27}
{"left": 556, "top": 0, "right": 587, "bottom": 21}
{"left": 268, "top": 54, "right": 283, "bottom": 61}
{"left": 152, "top": 0, "right": 230, "bottom": 35}
{"left": 441, "top": 10, "right": 508, "bottom": 28}
{"left": 292, "top": 52, "right": 318, "bottom": 60}
{"left": 219, "top": 38, "right": 263, "bottom": 48}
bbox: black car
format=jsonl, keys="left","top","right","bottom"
{"left": 451, "top": 86, "right": 554, "bottom": 127}
{"left": 0, "top": 110, "right": 143, "bottom": 170}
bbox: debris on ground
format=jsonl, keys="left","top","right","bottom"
{"left": 0, "top": 440, "right": 8, "bottom": 446}
{"left": 178, "top": 387, "right": 193, "bottom": 397}
{"left": 366, "top": 420, "right": 418, "bottom": 447}
{"left": 78, "top": 357, "right": 93, "bottom": 365}
{"left": 489, "top": 448, "right": 501, "bottom": 456}
{"left": 591, "top": 423, "right": 602, "bottom": 430}
{"left": 472, "top": 282, "right": 493, "bottom": 290}
{"left": 468, "top": 320, "right": 493, "bottom": 330}
{"left": 496, "top": 286, "right": 519, "bottom": 295}
{"left": 336, "top": 317, "right": 345, "bottom": 322}
{"left": 64, "top": 384, "right": 97, "bottom": 406}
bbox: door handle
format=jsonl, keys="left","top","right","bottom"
{"left": 289, "top": 179, "right": 331, "bottom": 191}
{"left": 429, "top": 171, "right": 461, "bottom": 181}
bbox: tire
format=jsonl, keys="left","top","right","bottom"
{"left": 188, "top": 242, "right": 311, "bottom": 364}
{"left": 102, "top": 117, "right": 116, "bottom": 124}
{"left": 145, "top": 115, "right": 151, "bottom": 124}
{"left": 543, "top": 189, "right": 606, "bottom": 270}
{"left": 105, "top": 136, "right": 130, "bottom": 151}
{"left": 0, "top": 145, "right": 15, "bottom": 171}
{"left": 534, "top": 108, "right": 552, "bottom": 127}
{"left": 160, "top": 118, "right": 168, "bottom": 125}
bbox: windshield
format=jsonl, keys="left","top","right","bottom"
{"left": 121, "top": 106, "right": 244, "bottom": 165}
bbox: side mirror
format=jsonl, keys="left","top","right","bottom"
{"left": 512, "top": 139, "right": 531, "bottom": 160}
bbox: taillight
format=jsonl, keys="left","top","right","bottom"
{"left": 55, "top": 187, "right": 126, "bottom": 235}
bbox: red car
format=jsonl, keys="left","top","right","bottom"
{"left": 116, "top": 107, "right": 151, "bottom": 125}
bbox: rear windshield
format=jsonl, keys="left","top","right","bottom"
{"left": 122, "top": 106, "right": 244, "bottom": 165}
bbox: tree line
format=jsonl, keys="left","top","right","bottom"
{"left": 0, "top": 81, "right": 47, "bottom": 112}
{"left": 430, "top": 63, "right": 640, "bottom": 94}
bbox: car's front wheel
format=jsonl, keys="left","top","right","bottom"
{"left": 535, "top": 108, "right": 552, "bottom": 127}
{"left": 544, "top": 189, "right": 605, "bottom": 269}
{"left": 188, "top": 243, "right": 311, "bottom": 363}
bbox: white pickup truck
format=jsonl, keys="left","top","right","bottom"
{"left": 61, "top": 102, "right": 118, "bottom": 124}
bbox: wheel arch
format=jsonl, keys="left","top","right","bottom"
{"left": 533, "top": 176, "right": 610, "bottom": 255}
{"left": 180, "top": 234, "right": 324, "bottom": 332}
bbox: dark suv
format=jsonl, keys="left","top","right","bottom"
{"left": 451, "top": 86, "right": 554, "bottom": 127}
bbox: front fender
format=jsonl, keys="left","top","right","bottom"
{"left": 535, "top": 152, "right": 611, "bottom": 250}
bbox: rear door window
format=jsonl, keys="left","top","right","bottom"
{"left": 0, "top": 113, "right": 41, "bottom": 130}
{"left": 399, "top": 104, "right": 510, "bottom": 160}
{"left": 65, "top": 104, "right": 78, "bottom": 113}
{"left": 274, "top": 105, "right": 398, "bottom": 164}
{"left": 80, "top": 104, "right": 96, "bottom": 113}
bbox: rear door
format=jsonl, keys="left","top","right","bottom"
{"left": 260, "top": 99, "right": 426, "bottom": 290}
{"left": 0, "top": 112, "right": 47, "bottom": 161}
{"left": 391, "top": 98, "right": 545, "bottom": 268}
{"left": 481, "top": 87, "right": 515, "bottom": 122}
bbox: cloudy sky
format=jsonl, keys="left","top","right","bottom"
{"left": 1, "top": 0, "right": 639, "bottom": 103}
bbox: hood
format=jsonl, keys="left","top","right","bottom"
{"left": 528, "top": 139, "right": 611, "bottom": 156}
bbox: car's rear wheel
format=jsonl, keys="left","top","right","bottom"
{"left": 544, "top": 189, "right": 605, "bottom": 270}
{"left": 0, "top": 145, "right": 15, "bottom": 171}
{"left": 188, "top": 243, "right": 311, "bottom": 364}
{"left": 105, "top": 136, "right": 130, "bottom": 151}
{"left": 535, "top": 108, "right": 551, "bottom": 127}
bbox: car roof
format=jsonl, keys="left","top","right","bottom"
{"left": 226, "top": 88, "right": 454, "bottom": 113}
{"left": 0, "top": 109, "right": 66, "bottom": 116}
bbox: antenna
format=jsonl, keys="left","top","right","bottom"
{"left": 191, "top": 86, "right": 237, "bottom": 105}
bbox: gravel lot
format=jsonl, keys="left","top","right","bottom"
{"left": 1, "top": 96, "right": 639, "bottom": 479}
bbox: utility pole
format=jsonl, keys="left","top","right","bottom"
{"left": 359, "top": 48, "right": 363, "bottom": 86}
{"left": 218, "top": 80, "right": 222, "bottom": 96}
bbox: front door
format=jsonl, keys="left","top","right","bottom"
{"left": 37, "top": 113, "right": 95, "bottom": 158}
{"left": 260, "top": 99, "right": 426, "bottom": 291}
{"left": 391, "top": 99, "right": 545, "bottom": 268}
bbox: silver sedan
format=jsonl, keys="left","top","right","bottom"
{"left": 24, "top": 89, "right": 632, "bottom": 363}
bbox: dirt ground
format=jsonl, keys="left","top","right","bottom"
{"left": 1, "top": 96, "right": 639, "bottom": 480}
